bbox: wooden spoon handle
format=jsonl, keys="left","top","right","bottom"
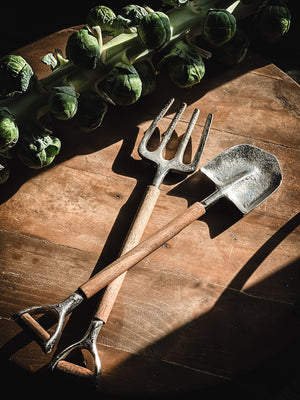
{"left": 94, "top": 185, "right": 160, "bottom": 322}
{"left": 80, "top": 201, "right": 206, "bottom": 300}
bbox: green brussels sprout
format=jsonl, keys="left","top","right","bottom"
{"left": 202, "top": 9, "right": 236, "bottom": 47}
{"left": 214, "top": 29, "right": 249, "bottom": 67}
{"left": 0, "top": 55, "right": 35, "bottom": 98}
{"left": 168, "top": 56, "right": 205, "bottom": 88}
{"left": 87, "top": 5, "right": 130, "bottom": 37}
{"left": 134, "top": 60, "right": 156, "bottom": 96}
{"left": 103, "top": 63, "right": 142, "bottom": 106}
{"left": 17, "top": 125, "right": 61, "bottom": 169}
{"left": 158, "top": 41, "right": 205, "bottom": 88}
{"left": 0, "top": 107, "right": 19, "bottom": 152}
{"left": 66, "top": 26, "right": 100, "bottom": 69}
{"left": 137, "top": 11, "right": 171, "bottom": 49}
{"left": 75, "top": 91, "right": 108, "bottom": 130}
{"left": 119, "top": 5, "right": 149, "bottom": 26}
{"left": 87, "top": 5, "right": 116, "bottom": 26}
{"left": 49, "top": 86, "right": 79, "bottom": 120}
{"left": 108, "top": 15, "right": 131, "bottom": 36}
{"left": 0, "top": 156, "right": 10, "bottom": 184}
{"left": 254, "top": 5, "right": 291, "bottom": 43}
{"left": 161, "top": 0, "right": 189, "bottom": 9}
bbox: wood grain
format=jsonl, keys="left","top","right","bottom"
{"left": 0, "top": 26, "right": 299, "bottom": 397}
{"left": 79, "top": 201, "right": 206, "bottom": 299}
{"left": 95, "top": 184, "right": 160, "bottom": 322}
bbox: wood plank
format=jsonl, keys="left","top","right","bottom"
{"left": 2, "top": 208, "right": 298, "bottom": 316}
{"left": 1, "top": 231, "right": 299, "bottom": 394}
{"left": 0, "top": 231, "right": 97, "bottom": 316}
{"left": 1, "top": 171, "right": 298, "bottom": 308}
{"left": 0, "top": 319, "right": 229, "bottom": 396}
{"left": 1, "top": 124, "right": 298, "bottom": 252}
{"left": 1, "top": 212, "right": 299, "bottom": 391}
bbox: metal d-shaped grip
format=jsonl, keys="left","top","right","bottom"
{"left": 51, "top": 318, "right": 103, "bottom": 386}
{"left": 13, "top": 290, "right": 85, "bottom": 353}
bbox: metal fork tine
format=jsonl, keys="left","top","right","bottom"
{"left": 187, "top": 113, "right": 213, "bottom": 170}
{"left": 157, "top": 102, "right": 187, "bottom": 154}
{"left": 139, "top": 98, "right": 175, "bottom": 151}
{"left": 175, "top": 108, "right": 200, "bottom": 162}
{"left": 138, "top": 99, "right": 213, "bottom": 187}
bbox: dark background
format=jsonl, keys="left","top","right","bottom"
{"left": 0, "top": 1, "right": 299, "bottom": 82}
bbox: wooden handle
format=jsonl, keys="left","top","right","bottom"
{"left": 19, "top": 312, "right": 50, "bottom": 341}
{"left": 94, "top": 185, "right": 160, "bottom": 322}
{"left": 80, "top": 201, "right": 206, "bottom": 299}
{"left": 56, "top": 360, "right": 94, "bottom": 378}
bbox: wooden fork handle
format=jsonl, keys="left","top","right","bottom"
{"left": 94, "top": 184, "right": 160, "bottom": 322}
{"left": 80, "top": 201, "right": 206, "bottom": 300}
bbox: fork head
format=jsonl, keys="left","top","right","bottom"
{"left": 138, "top": 98, "right": 213, "bottom": 188}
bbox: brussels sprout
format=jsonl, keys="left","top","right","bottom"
{"left": 49, "top": 86, "right": 79, "bottom": 120}
{"left": 87, "top": 5, "right": 116, "bottom": 27}
{"left": 103, "top": 63, "right": 142, "bottom": 106}
{"left": 168, "top": 58, "right": 205, "bottom": 88}
{"left": 66, "top": 26, "right": 100, "bottom": 69}
{"left": 119, "top": 5, "right": 149, "bottom": 26}
{"left": 158, "top": 41, "right": 205, "bottom": 88}
{"left": 137, "top": 11, "right": 171, "bottom": 49}
{"left": 214, "top": 29, "right": 249, "bottom": 67}
{"left": 0, "top": 107, "right": 19, "bottom": 152}
{"left": 202, "top": 9, "right": 236, "bottom": 47}
{"left": 162, "top": 0, "right": 189, "bottom": 9}
{"left": 109, "top": 15, "right": 132, "bottom": 36}
{"left": 75, "top": 91, "right": 108, "bottom": 130}
{"left": 134, "top": 60, "right": 156, "bottom": 96}
{"left": 87, "top": 5, "right": 130, "bottom": 37}
{"left": 17, "top": 125, "right": 61, "bottom": 169}
{"left": 254, "top": 5, "right": 291, "bottom": 43}
{"left": 0, "top": 55, "right": 35, "bottom": 98}
{"left": 0, "top": 156, "right": 10, "bottom": 184}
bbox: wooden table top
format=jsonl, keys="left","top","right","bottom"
{"left": 0, "top": 27, "right": 299, "bottom": 398}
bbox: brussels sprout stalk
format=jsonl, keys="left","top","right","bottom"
{"left": 0, "top": 0, "right": 281, "bottom": 182}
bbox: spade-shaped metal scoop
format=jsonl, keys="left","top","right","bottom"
{"left": 13, "top": 144, "right": 282, "bottom": 354}
{"left": 201, "top": 144, "right": 282, "bottom": 214}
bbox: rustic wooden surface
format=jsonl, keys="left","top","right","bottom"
{"left": 0, "top": 28, "right": 300, "bottom": 398}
